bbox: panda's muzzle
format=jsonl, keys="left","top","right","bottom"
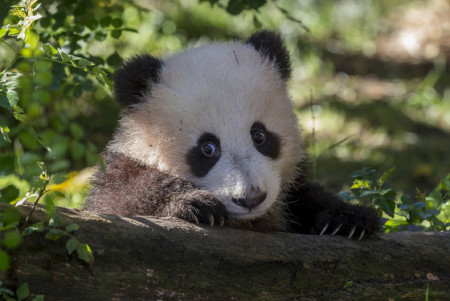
{"left": 232, "top": 191, "right": 267, "bottom": 209}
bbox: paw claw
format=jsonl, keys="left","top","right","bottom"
{"left": 208, "top": 214, "right": 214, "bottom": 227}
{"left": 331, "top": 224, "right": 342, "bottom": 236}
{"left": 193, "top": 215, "right": 199, "bottom": 225}
{"left": 319, "top": 223, "right": 329, "bottom": 235}
{"left": 348, "top": 225, "right": 356, "bottom": 239}
{"left": 359, "top": 229, "right": 365, "bottom": 240}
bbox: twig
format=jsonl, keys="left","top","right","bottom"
{"left": 20, "top": 177, "right": 50, "bottom": 233}
{"left": 310, "top": 90, "right": 317, "bottom": 181}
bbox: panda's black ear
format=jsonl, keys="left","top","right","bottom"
{"left": 245, "top": 30, "right": 291, "bottom": 80}
{"left": 113, "top": 54, "right": 163, "bottom": 107}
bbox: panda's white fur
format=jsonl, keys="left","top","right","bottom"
{"left": 107, "top": 41, "right": 303, "bottom": 221}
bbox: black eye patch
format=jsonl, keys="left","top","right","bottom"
{"left": 251, "top": 122, "right": 280, "bottom": 159}
{"left": 186, "top": 133, "right": 221, "bottom": 177}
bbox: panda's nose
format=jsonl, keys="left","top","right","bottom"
{"left": 232, "top": 192, "right": 267, "bottom": 209}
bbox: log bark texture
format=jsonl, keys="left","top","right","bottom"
{"left": 5, "top": 203, "right": 450, "bottom": 300}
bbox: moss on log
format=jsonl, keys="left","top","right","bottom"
{"left": 4, "top": 203, "right": 450, "bottom": 300}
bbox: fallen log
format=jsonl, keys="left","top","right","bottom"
{"left": 4, "top": 202, "right": 450, "bottom": 300}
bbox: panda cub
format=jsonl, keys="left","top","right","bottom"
{"left": 85, "top": 31, "right": 379, "bottom": 238}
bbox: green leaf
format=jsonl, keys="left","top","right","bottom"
{"left": 110, "top": 29, "right": 122, "bottom": 39}
{"left": 427, "top": 191, "right": 442, "bottom": 203}
{"left": 77, "top": 58, "right": 92, "bottom": 68}
{"left": 111, "top": 18, "right": 123, "bottom": 28}
{"left": 70, "top": 141, "right": 85, "bottom": 160}
{"left": 382, "top": 199, "right": 396, "bottom": 218}
{"left": 49, "top": 160, "right": 71, "bottom": 173}
{"left": 77, "top": 243, "right": 94, "bottom": 267}
{"left": 3, "top": 230, "right": 22, "bottom": 249}
{"left": 33, "top": 89, "right": 51, "bottom": 105}
{"left": 69, "top": 123, "right": 84, "bottom": 139}
{"left": 100, "top": 16, "right": 112, "bottom": 27}
{"left": 0, "top": 126, "right": 11, "bottom": 143}
{"left": 106, "top": 52, "right": 122, "bottom": 67}
{"left": 16, "top": 283, "right": 30, "bottom": 301}
{"left": 440, "top": 177, "right": 450, "bottom": 191}
{"left": 66, "top": 237, "right": 79, "bottom": 255}
{"left": 398, "top": 204, "right": 411, "bottom": 211}
{"left": 65, "top": 223, "right": 79, "bottom": 233}
{"left": 45, "top": 198, "right": 55, "bottom": 217}
{"left": 42, "top": 44, "right": 57, "bottom": 55}
{"left": 248, "top": 0, "right": 266, "bottom": 9}
{"left": 0, "top": 249, "right": 10, "bottom": 271}
{"left": 49, "top": 214, "right": 62, "bottom": 227}
{"left": 2, "top": 206, "right": 21, "bottom": 226}
{"left": 226, "top": 0, "right": 246, "bottom": 15}
{"left": 85, "top": 18, "right": 98, "bottom": 30}
{"left": 400, "top": 194, "right": 413, "bottom": 205}
{"left": 378, "top": 167, "right": 395, "bottom": 188}
{"left": 59, "top": 49, "right": 71, "bottom": 63}
{"left": 359, "top": 190, "right": 379, "bottom": 198}
{"left": 94, "top": 31, "right": 107, "bottom": 41}
{"left": 45, "top": 229, "right": 64, "bottom": 241}
{"left": 337, "top": 191, "right": 354, "bottom": 201}
{"left": 24, "top": 225, "right": 44, "bottom": 235}
{"left": 0, "top": 28, "right": 8, "bottom": 38}
{"left": 0, "top": 185, "right": 19, "bottom": 203}
{"left": 19, "top": 152, "right": 40, "bottom": 167}
{"left": 51, "top": 173, "right": 67, "bottom": 185}
{"left": 32, "top": 295, "right": 45, "bottom": 301}
{"left": 413, "top": 202, "right": 427, "bottom": 209}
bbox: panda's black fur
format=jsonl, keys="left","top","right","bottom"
{"left": 85, "top": 31, "right": 379, "bottom": 237}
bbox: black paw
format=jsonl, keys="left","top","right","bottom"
{"left": 314, "top": 204, "right": 379, "bottom": 239}
{"left": 175, "top": 190, "right": 228, "bottom": 226}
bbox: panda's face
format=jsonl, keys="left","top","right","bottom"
{"left": 184, "top": 121, "right": 284, "bottom": 219}
{"left": 109, "top": 33, "right": 303, "bottom": 220}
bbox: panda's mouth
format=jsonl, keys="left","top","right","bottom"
{"left": 229, "top": 209, "right": 267, "bottom": 220}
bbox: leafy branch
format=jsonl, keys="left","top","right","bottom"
{"left": 19, "top": 173, "right": 49, "bottom": 233}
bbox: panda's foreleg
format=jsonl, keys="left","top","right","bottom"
{"left": 85, "top": 152, "right": 228, "bottom": 226}
{"left": 284, "top": 182, "right": 380, "bottom": 238}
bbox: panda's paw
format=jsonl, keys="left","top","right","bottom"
{"left": 177, "top": 190, "right": 228, "bottom": 227}
{"left": 314, "top": 205, "right": 379, "bottom": 239}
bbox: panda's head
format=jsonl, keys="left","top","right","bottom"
{"left": 109, "top": 31, "right": 303, "bottom": 221}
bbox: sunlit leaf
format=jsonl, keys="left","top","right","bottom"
{"left": 59, "top": 49, "right": 71, "bottom": 63}
{"left": 42, "top": 44, "right": 57, "bottom": 55}
{"left": 378, "top": 167, "right": 395, "bottom": 189}
{"left": 0, "top": 126, "right": 11, "bottom": 143}
{"left": 0, "top": 28, "right": 8, "bottom": 38}
{"left": 77, "top": 243, "right": 94, "bottom": 267}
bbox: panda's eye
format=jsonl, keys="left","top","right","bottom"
{"left": 201, "top": 142, "right": 219, "bottom": 157}
{"left": 252, "top": 130, "right": 266, "bottom": 146}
